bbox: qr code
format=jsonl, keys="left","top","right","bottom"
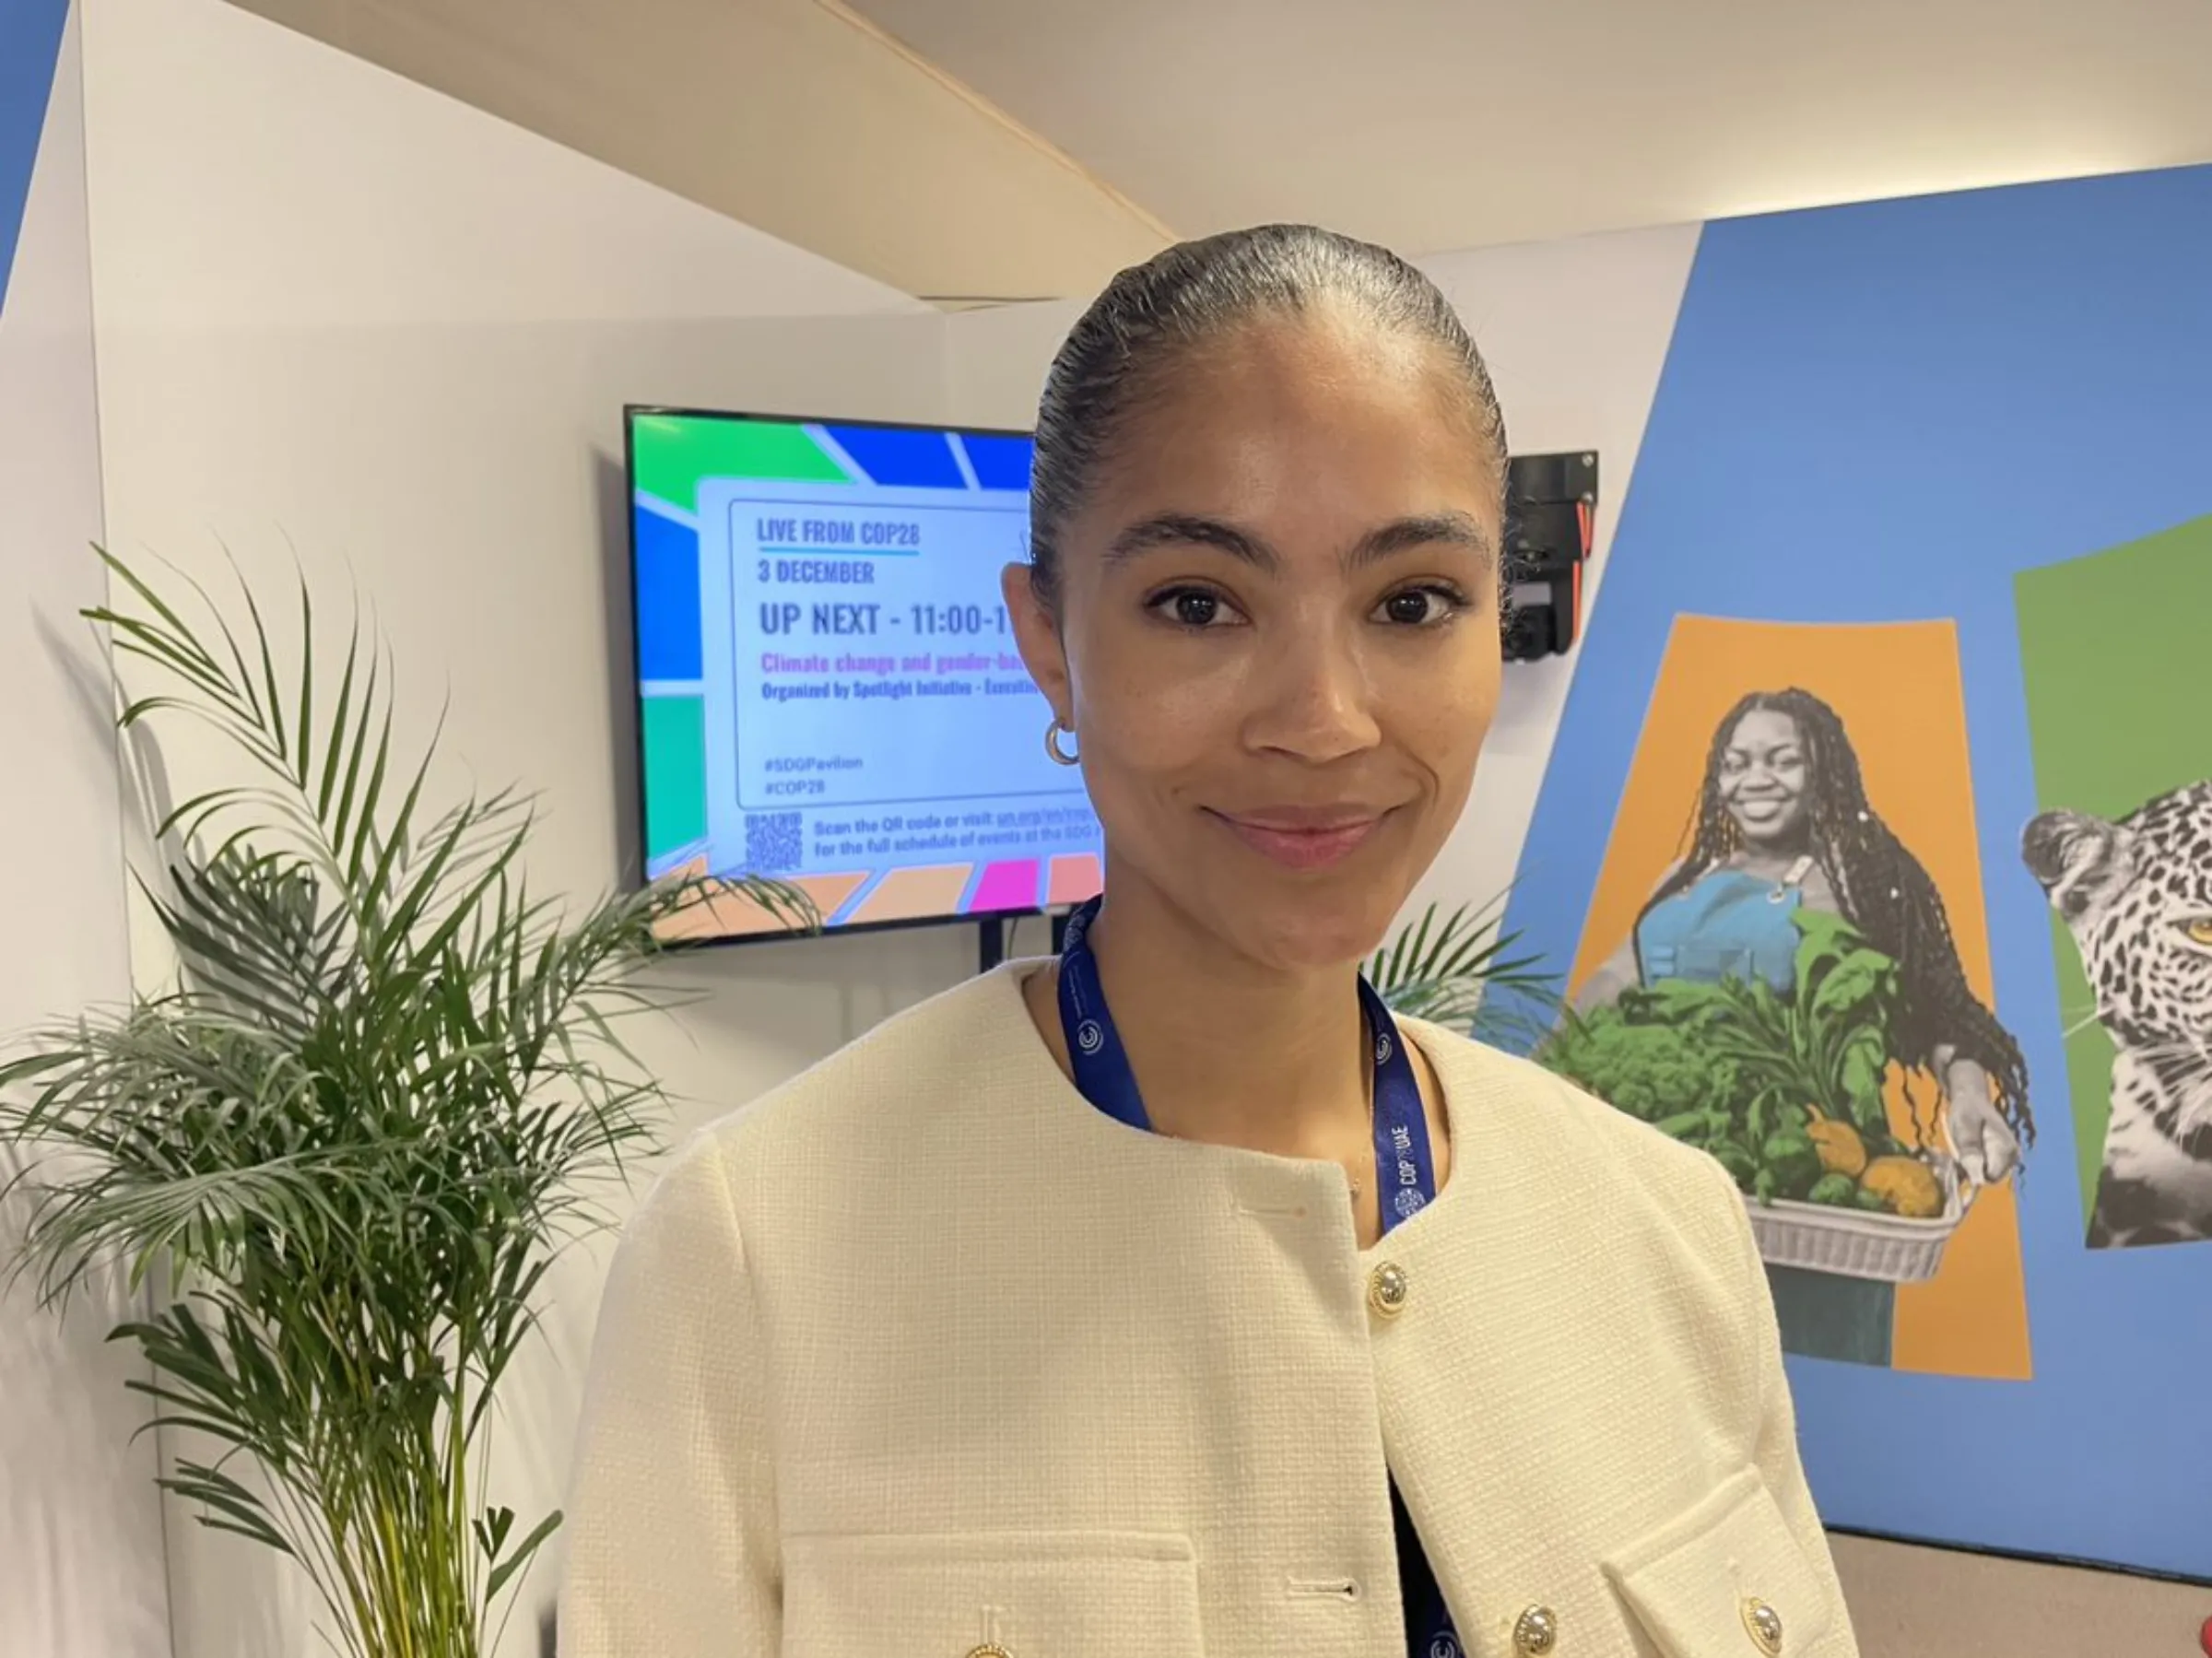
{"left": 742, "top": 811, "right": 803, "bottom": 875}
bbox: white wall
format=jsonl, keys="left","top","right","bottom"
{"left": 0, "top": 8, "right": 172, "bottom": 1656}
{"left": 1413, "top": 229, "right": 1700, "bottom": 917}
{"left": 942, "top": 292, "right": 1082, "bottom": 427}
{"left": 938, "top": 229, "right": 1704, "bottom": 929}
{"left": 74, "top": 0, "right": 967, "bottom": 1652}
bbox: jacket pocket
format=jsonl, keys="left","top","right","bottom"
{"left": 782, "top": 1529, "right": 1206, "bottom": 1656}
{"left": 1601, "top": 1469, "right": 1837, "bottom": 1657}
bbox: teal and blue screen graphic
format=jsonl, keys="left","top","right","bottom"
{"left": 629, "top": 410, "right": 1102, "bottom": 937}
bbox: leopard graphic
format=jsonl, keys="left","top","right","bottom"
{"left": 2023, "top": 779, "right": 2212, "bottom": 1249}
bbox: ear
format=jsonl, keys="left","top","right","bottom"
{"left": 2021, "top": 809, "right": 2131, "bottom": 920}
{"left": 1001, "top": 561, "right": 1070, "bottom": 723}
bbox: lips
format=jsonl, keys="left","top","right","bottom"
{"left": 1211, "top": 807, "right": 1388, "bottom": 871}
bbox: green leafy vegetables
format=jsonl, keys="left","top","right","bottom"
{"left": 1540, "top": 911, "right": 1942, "bottom": 1216}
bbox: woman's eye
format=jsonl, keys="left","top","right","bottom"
{"left": 1375, "top": 585, "right": 1466, "bottom": 627}
{"left": 1148, "top": 587, "right": 1238, "bottom": 629}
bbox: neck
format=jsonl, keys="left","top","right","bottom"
{"left": 1076, "top": 865, "right": 1370, "bottom": 1160}
{"left": 1732, "top": 840, "right": 1808, "bottom": 876}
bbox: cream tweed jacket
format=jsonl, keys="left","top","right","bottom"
{"left": 560, "top": 963, "right": 1860, "bottom": 1658}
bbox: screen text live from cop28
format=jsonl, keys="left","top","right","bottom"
{"left": 628, "top": 410, "right": 1103, "bottom": 939}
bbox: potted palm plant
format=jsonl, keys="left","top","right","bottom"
{"left": 0, "top": 553, "right": 808, "bottom": 1658}
{"left": 1368, "top": 891, "right": 1559, "bottom": 1050}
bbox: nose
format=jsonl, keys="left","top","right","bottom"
{"left": 1241, "top": 613, "right": 1382, "bottom": 765}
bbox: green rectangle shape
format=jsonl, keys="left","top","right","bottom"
{"left": 2014, "top": 513, "right": 2212, "bottom": 1224}
{"left": 631, "top": 413, "right": 850, "bottom": 512}
{"left": 641, "top": 694, "right": 708, "bottom": 862}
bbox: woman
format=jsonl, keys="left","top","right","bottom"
{"left": 561, "top": 229, "right": 1858, "bottom": 1657}
{"left": 1577, "top": 688, "right": 2031, "bottom": 1366}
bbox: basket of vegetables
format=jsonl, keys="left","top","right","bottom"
{"left": 1540, "top": 911, "right": 1971, "bottom": 1285}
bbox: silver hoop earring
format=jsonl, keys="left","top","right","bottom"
{"left": 1044, "top": 717, "right": 1080, "bottom": 767}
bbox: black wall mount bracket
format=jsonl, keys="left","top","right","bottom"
{"left": 1501, "top": 450, "right": 1599, "bottom": 662}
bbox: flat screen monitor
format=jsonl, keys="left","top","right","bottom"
{"left": 625, "top": 407, "right": 1103, "bottom": 942}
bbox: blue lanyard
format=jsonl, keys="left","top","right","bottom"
{"left": 1053, "top": 896, "right": 1456, "bottom": 1650}
{"left": 1056, "top": 898, "right": 1439, "bottom": 1222}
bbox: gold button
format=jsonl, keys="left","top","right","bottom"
{"left": 1513, "top": 1604, "right": 1559, "bottom": 1654}
{"left": 965, "top": 1646, "right": 1012, "bottom": 1658}
{"left": 1742, "top": 1596, "right": 1783, "bottom": 1655}
{"left": 1367, "top": 1261, "right": 1410, "bottom": 1319}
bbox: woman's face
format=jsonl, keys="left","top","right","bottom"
{"left": 1006, "top": 311, "right": 1504, "bottom": 972}
{"left": 1718, "top": 708, "right": 1810, "bottom": 849}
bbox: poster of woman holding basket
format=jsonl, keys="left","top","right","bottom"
{"left": 1544, "top": 623, "right": 2035, "bottom": 1373}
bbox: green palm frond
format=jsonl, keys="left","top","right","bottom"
{"left": 1367, "top": 893, "right": 1560, "bottom": 1051}
{"left": 0, "top": 548, "right": 817, "bottom": 1658}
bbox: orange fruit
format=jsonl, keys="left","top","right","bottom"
{"left": 1807, "top": 1118, "right": 1868, "bottom": 1179}
{"left": 1860, "top": 1156, "right": 1943, "bottom": 1219}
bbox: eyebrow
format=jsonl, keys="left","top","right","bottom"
{"left": 1103, "top": 511, "right": 1495, "bottom": 574}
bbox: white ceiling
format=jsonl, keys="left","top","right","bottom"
{"left": 847, "top": 0, "right": 2212, "bottom": 259}
{"left": 229, "top": 0, "right": 2212, "bottom": 300}
{"left": 223, "top": 0, "right": 1171, "bottom": 301}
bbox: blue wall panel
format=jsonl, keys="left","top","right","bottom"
{"left": 1503, "top": 164, "right": 2212, "bottom": 1578}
